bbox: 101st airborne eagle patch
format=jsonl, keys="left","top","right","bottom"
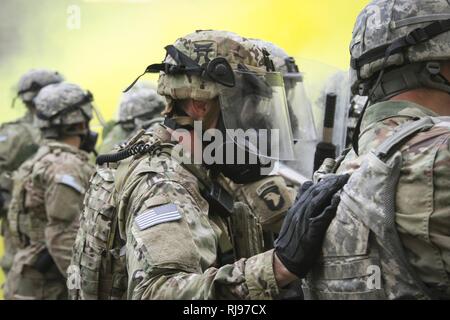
{"left": 256, "top": 180, "right": 285, "bottom": 211}
{"left": 134, "top": 203, "right": 182, "bottom": 231}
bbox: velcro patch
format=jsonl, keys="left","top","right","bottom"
{"left": 134, "top": 203, "right": 181, "bottom": 231}
{"left": 56, "top": 174, "right": 84, "bottom": 194}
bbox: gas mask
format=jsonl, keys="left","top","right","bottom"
{"left": 204, "top": 116, "right": 275, "bottom": 184}
{"left": 80, "top": 128, "right": 98, "bottom": 154}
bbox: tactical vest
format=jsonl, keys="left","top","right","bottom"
{"left": 303, "top": 116, "right": 450, "bottom": 300}
{"left": 68, "top": 125, "right": 267, "bottom": 299}
{"left": 68, "top": 127, "right": 154, "bottom": 300}
{"left": 68, "top": 162, "right": 128, "bottom": 300}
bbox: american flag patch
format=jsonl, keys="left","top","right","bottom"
{"left": 134, "top": 203, "right": 181, "bottom": 231}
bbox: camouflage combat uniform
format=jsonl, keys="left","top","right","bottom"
{"left": 70, "top": 30, "right": 303, "bottom": 300}
{"left": 1, "top": 69, "right": 64, "bottom": 275}
{"left": 4, "top": 140, "right": 93, "bottom": 299}
{"left": 304, "top": 101, "right": 450, "bottom": 299}
{"left": 4, "top": 81, "right": 97, "bottom": 299}
{"left": 0, "top": 112, "right": 41, "bottom": 274}
{"left": 69, "top": 125, "right": 284, "bottom": 300}
{"left": 303, "top": 0, "right": 450, "bottom": 299}
{"left": 120, "top": 127, "right": 277, "bottom": 299}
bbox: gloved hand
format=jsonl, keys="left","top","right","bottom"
{"left": 274, "top": 174, "right": 350, "bottom": 279}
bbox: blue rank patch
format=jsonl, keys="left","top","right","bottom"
{"left": 134, "top": 203, "right": 181, "bottom": 231}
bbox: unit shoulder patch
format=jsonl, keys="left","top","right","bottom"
{"left": 256, "top": 180, "right": 285, "bottom": 211}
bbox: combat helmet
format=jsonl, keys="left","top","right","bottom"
{"left": 118, "top": 82, "right": 165, "bottom": 131}
{"left": 16, "top": 69, "right": 64, "bottom": 105}
{"left": 125, "top": 30, "right": 298, "bottom": 182}
{"left": 126, "top": 30, "right": 295, "bottom": 174}
{"left": 350, "top": 0, "right": 450, "bottom": 102}
{"left": 34, "top": 82, "right": 98, "bottom": 152}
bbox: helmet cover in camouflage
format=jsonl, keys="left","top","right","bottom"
{"left": 118, "top": 82, "right": 165, "bottom": 129}
{"left": 350, "top": 0, "right": 450, "bottom": 94}
{"left": 157, "top": 30, "right": 268, "bottom": 104}
{"left": 153, "top": 30, "right": 295, "bottom": 160}
{"left": 17, "top": 69, "right": 64, "bottom": 103}
{"left": 250, "top": 39, "right": 302, "bottom": 82}
{"left": 34, "top": 82, "right": 94, "bottom": 130}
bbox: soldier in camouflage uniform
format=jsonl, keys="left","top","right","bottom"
{"left": 0, "top": 69, "right": 64, "bottom": 276}
{"left": 303, "top": 0, "right": 450, "bottom": 299}
{"left": 68, "top": 30, "right": 348, "bottom": 300}
{"left": 4, "top": 82, "right": 95, "bottom": 299}
{"left": 98, "top": 83, "right": 165, "bottom": 154}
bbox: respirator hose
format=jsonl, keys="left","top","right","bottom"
{"left": 96, "top": 142, "right": 152, "bottom": 165}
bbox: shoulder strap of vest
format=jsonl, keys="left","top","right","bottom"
{"left": 374, "top": 117, "right": 437, "bottom": 161}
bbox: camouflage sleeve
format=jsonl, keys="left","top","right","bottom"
{"left": 0, "top": 123, "right": 38, "bottom": 173}
{"left": 44, "top": 165, "right": 86, "bottom": 276}
{"left": 396, "top": 127, "right": 450, "bottom": 297}
{"left": 124, "top": 177, "right": 280, "bottom": 300}
{"left": 0, "top": 124, "right": 38, "bottom": 214}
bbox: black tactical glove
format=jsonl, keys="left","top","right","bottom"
{"left": 274, "top": 174, "right": 350, "bottom": 279}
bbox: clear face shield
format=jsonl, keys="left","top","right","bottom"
{"left": 284, "top": 75, "right": 318, "bottom": 143}
{"left": 124, "top": 47, "right": 296, "bottom": 182}
{"left": 277, "top": 74, "right": 319, "bottom": 179}
{"left": 218, "top": 70, "right": 295, "bottom": 163}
